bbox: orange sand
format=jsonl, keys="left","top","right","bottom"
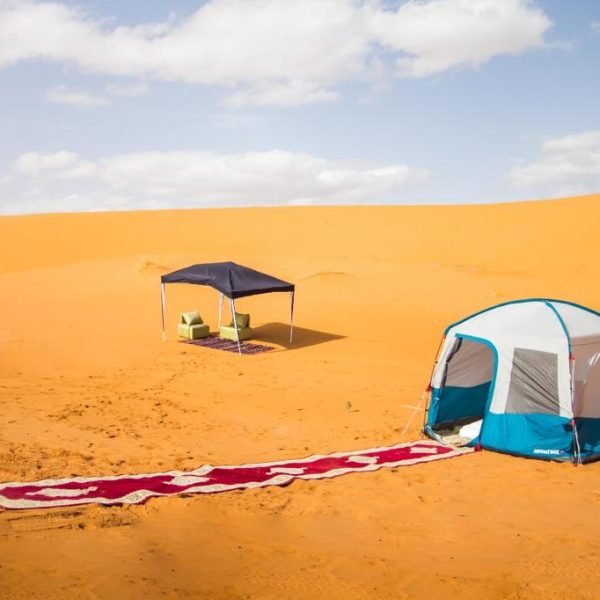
{"left": 1, "top": 195, "right": 600, "bottom": 599}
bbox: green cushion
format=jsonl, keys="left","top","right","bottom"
{"left": 181, "top": 311, "right": 202, "bottom": 325}
{"left": 178, "top": 322, "right": 210, "bottom": 339}
{"left": 220, "top": 325, "right": 252, "bottom": 341}
{"left": 229, "top": 312, "right": 250, "bottom": 329}
{"left": 188, "top": 323, "right": 210, "bottom": 339}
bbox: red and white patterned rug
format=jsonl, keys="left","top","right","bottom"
{"left": 0, "top": 440, "right": 473, "bottom": 511}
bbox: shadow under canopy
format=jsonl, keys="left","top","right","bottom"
{"left": 251, "top": 323, "right": 345, "bottom": 350}
{"left": 160, "top": 261, "right": 295, "bottom": 355}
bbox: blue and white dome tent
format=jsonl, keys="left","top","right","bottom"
{"left": 423, "top": 299, "right": 600, "bottom": 463}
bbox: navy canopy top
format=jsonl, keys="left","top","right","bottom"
{"left": 161, "top": 262, "right": 294, "bottom": 299}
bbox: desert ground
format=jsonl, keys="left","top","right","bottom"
{"left": 1, "top": 195, "right": 600, "bottom": 599}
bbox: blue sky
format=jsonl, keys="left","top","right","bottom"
{"left": 0, "top": 0, "right": 598, "bottom": 214}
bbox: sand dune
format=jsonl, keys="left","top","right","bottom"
{"left": 1, "top": 195, "right": 600, "bottom": 598}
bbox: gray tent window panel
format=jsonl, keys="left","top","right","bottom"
{"left": 506, "top": 348, "right": 560, "bottom": 414}
{"left": 444, "top": 338, "right": 493, "bottom": 388}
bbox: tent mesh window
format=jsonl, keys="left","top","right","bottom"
{"left": 506, "top": 348, "right": 560, "bottom": 414}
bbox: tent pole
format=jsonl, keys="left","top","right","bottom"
{"left": 218, "top": 292, "right": 224, "bottom": 328}
{"left": 289, "top": 290, "right": 295, "bottom": 344}
{"left": 570, "top": 355, "right": 582, "bottom": 465}
{"left": 421, "top": 334, "right": 446, "bottom": 435}
{"left": 160, "top": 283, "right": 166, "bottom": 342}
{"left": 230, "top": 297, "right": 242, "bottom": 355}
{"left": 545, "top": 301, "right": 581, "bottom": 465}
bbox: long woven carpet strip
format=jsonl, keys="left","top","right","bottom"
{"left": 0, "top": 441, "right": 473, "bottom": 511}
{"left": 183, "top": 336, "right": 274, "bottom": 354}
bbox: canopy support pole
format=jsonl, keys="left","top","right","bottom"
{"left": 218, "top": 292, "right": 224, "bottom": 328}
{"left": 229, "top": 297, "right": 242, "bottom": 355}
{"left": 160, "top": 283, "right": 166, "bottom": 342}
{"left": 289, "top": 291, "right": 295, "bottom": 344}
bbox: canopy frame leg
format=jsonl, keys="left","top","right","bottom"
{"left": 160, "top": 283, "right": 167, "bottom": 342}
{"left": 289, "top": 290, "right": 295, "bottom": 344}
{"left": 218, "top": 292, "right": 224, "bottom": 328}
{"left": 229, "top": 297, "right": 242, "bottom": 355}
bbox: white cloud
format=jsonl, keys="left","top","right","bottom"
{"left": 370, "top": 0, "right": 551, "bottom": 78}
{"left": 0, "top": 0, "right": 552, "bottom": 107}
{"left": 44, "top": 84, "right": 109, "bottom": 107}
{"left": 44, "top": 82, "right": 148, "bottom": 108}
{"left": 225, "top": 81, "right": 339, "bottom": 109}
{"left": 5, "top": 149, "right": 430, "bottom": 213}
{"left": 592, "top": 21, "right": 600, "bottom": 33}
{"left": 105, "top": 82, "right": 148, "bottom": 98}
{"left": 14, "top": 150, "right": 96, "bottom": 178}
{"left": 1, "top": 190, "right": 141, "bottom": 215}
{"left": 509, "top": 130, "right": 600, "bottom": 195}
{"left": 207, "top": 112, "right": 265, "bottom": 130}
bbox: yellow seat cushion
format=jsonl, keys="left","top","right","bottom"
{"left": 181, "top": 311, "right": 203, "bottom": 325}
{"left": 178, "top": 322, "right": 210, "bottom": 340}
{"left": 219, "top": 325, "right": 252, "bottom": 341}
{"left": 229, "top": 312, "right": 250, "bottom": 329}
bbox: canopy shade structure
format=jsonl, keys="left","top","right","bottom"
{"left": 160, "top": 262, "right": 295, "bottom": 354}
{"left": 161, "top": 261, "right": 294, "bottom": 299}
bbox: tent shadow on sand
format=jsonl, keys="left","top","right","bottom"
{"left": 252, "top": 322, "right": 345, "bottom": 350}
